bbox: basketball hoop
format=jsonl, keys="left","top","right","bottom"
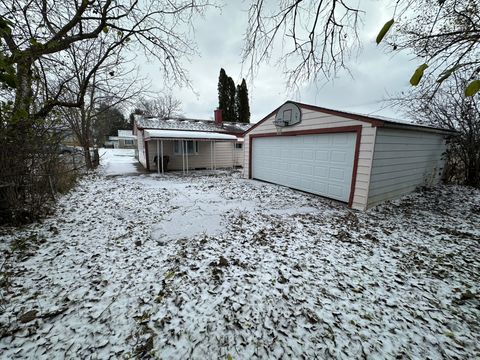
{"left": 272, "top": 102, "right": 302, "bottom": 135}
{"left": 274, "top": 120, "right": 285, "bottom": 135}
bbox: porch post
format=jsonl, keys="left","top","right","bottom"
{"left": 156, "top": 140, "right": 160, "bottom": 174}
{"left": 213, "top": 140, "right": 216, "bottom": 170}
{"left": 232, "top": 141, "right": 235, "bottom": 169}
{"left": 182, "top": 140, "right": 185, "bottom": 175}
{"left": 160, "top": 140, "right": 164, "bottom": 175}
{"left": 210, "top": 141, "right": 213, "bottom": 170}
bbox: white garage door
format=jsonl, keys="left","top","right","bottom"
{"left": 252, "top": 132, "right": 356, "bottom": 202}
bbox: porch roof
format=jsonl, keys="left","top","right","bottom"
{"left": 144, "top": 129, "right": 238, "bottom": 141}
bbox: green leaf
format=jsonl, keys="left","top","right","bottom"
{"left": 0, "top": 16, "right": 13, "bottom": 35}
{"left": 436, "top": 65, "right": 462, "bottom": 83}
{"left": 465, "top": 80, "right": 480, "bottom": 97}
{"left": 0, "top": 73, "right": 16, "bottom": 88}
{"left": 227, "top": 355, "right": 233, "bottom": 360}
{"left": 409, "top": 63, "right": 428, "bottom": 86}
{"left": 376, "top": 19, "right": 394, "bottom": 45}
{"left": 102, "top": 26, "right": 108, "bottom": 34}
{"left": 164, "top": 271, "right": 175, "bottom": 280}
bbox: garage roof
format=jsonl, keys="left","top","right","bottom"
{"left": 245, "top": 101, "right": 457, "bottom": 135}
{"left": 144, "top": 129, "right": 238, "bottom": 141}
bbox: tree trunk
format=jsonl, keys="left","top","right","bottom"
{"left": 465, "top": 157, "right": 480, "bottom": 188}
{"left": 13, "top": 59, "right": 34, "bottom": 126}
{"left": 83, "top": 144, "right": 93, "bottom": 169}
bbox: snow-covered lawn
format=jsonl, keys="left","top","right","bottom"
{"left": 1, "top": 150, "right": 479, "bottom": 359}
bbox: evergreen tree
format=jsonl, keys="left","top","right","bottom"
{"left": 217, "top": 68, "right": 230, "bottom": 121}
{"left": 217, "top": 68, "right": 240, "bottom": 122}
{"left": 227, "top": 76, "right": 237, "bottom": 122}
{"left": 236, "top": 78, "right": 251, "bottom": 123}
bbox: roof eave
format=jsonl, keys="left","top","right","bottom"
{"left": 382, "top": 122, "right": 458, "bottom": 135}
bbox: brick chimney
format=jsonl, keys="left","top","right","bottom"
{"left": 214, "top": 108, "right": 223, "bottom": 125}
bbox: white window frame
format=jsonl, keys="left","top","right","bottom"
{"left": 124, "top": 139, "right": 134, "bottom": 145}
{"left": 173, "top": 140, "right": 199, "bottom": 155}
{"left": 235, "top": 143, "right": 243, "bottom": 149}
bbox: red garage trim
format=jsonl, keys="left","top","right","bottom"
{"left": 248, "top": 125, "right": 362, "bottom": 208}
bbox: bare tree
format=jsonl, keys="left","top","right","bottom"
{"left": 242, "top": 0, "right": 362, "bottom": 87}
{"left": 0, "top": 0, "right": 212, "bottom": 223}
{"left": 1, "top": 0, "right": 211, "bottom": 122}
{"left": 391, "top": 74, "right": 480, "bottom": 187}
{"left": 137, "top": 94, "right": 183, "bottom": 118}
{"left": 385, "top": 0, "right": 480, "bottom": 92}
{"left": 59, "top": 39, "right": 147, "bottom": 169}
{"left": 242, "top": 0, "right": 479, "bottom": 91}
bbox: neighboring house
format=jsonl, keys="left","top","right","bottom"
{"left": 244, "top": 101, "right": 456, "bottom": 210}
{"left": 134, "top": 110, "right": 250, "bottom": 172}
{"left": 107, "top": 130, "right": 137, "bottom": 149}
{"left": 105, "top": 136, "right": 118, "bottom": 148}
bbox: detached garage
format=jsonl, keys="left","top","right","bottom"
{"left": 244, "top": 101, "right": 455, "bottom": 210}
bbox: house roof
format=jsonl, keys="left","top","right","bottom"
{"left": 117, "top": 130, "right": 136, "bottom": 138}
{"left": 144, "top": 129, "right": 238, "bottom": 141}
{"left": 245, "top": 101, "right": 457, "bottom": 135}
{"left": 135, "top": 116, "right": 251, "bottom": 135}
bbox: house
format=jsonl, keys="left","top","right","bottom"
{"left": 117, "top": 130, "right": 137, "bottom": 149}
{"left": 134, "top": 110, "right": 250, "bottom": 173}
{"left": 106, "top": 130, "right": 137, "bottom": 149}
{"left": 244, "top": 101, "right": 455, "bottom": 210}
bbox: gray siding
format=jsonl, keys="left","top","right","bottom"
{"left": 367, "top": 128, "right": 446, "bottom": 208}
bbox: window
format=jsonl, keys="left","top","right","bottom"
{"left": 124, "top": 139, "right": 134, "bottom": 145}
{"left": 235, "top": 143, "right": 243, "bottom": 149}
{"left": 173, "top": 140, "right": 199, "bottom": 155}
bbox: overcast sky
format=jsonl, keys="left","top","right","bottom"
{"left": 138, "top": 1, "right": 419, "bottom": 123}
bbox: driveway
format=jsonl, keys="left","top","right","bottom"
{"left": 100, "top": 148, "right": 146, "bottom": 177}
{"left": 0, "top": 151, "right": 479, "bottom": 359}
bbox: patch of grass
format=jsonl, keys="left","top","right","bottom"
{"left": 9, "top": 232, "right": 44, "bottom": 253}
{"left": 55, "top": 160, "right": 78, "bottom": 194}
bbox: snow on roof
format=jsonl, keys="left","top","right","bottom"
{"left": 135, "top": 116, "right": 251, "bottom": 134}
{"left": 290, "top": 101, "right": 456, "bottom": 134}
{"left": 117, "top": 130, "right": 136, "bottom": 138}
{"left": 144, "top": 129, "right": 238, "bottom": 141}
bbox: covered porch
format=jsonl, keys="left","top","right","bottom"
{"left": 143, "top": 130, "right": 242, "bottom": 174}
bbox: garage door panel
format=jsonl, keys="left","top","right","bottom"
{"left": 302, "top": 150, "right": 314, "bottom": 160}
{"left": 331, "top": 150, "right": 347, "bottom": 162}
{"left": 333, "top": 133, "right": 350, "bottom": 145}
{"left": 316, "top": 136, "right": 330, "bottom": 145}
{"left": 329, "top": 167, "right": 345, "bottom": 181}
{"left": 314, "top": 166, "right": 329, "bottom": 178}
{"left": 252, "top": 133, "right": 356, "bottom": 202}
{"left": 316, "top": 150, "right": 329, "bottom": 161}
{"left": 329, "top": 183, "right": 344, "bottom": 198}
{"left": 291, "top": 149, "right": 302, "bottom": 159}
{"left": 300, "top": 164, "right": 314, "bottom": 176}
